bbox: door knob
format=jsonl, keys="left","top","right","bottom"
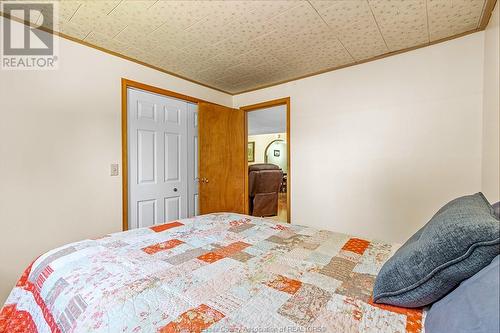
{"left": 173, "top": 188, "right": 178, "bottom": 192}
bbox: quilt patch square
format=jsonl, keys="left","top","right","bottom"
{"left": 229, "top": 251, "right": 254, "bottom": 263}
{"left": 214, "top": 241, "right": 251, "bottom": 257}
{"left": 150, "top": 222, "right": 184, "bottom": 233}
{"left": 336, "top": 273, "right": 376, "bottom": 302}
{"left": 319, "top": 257, "right": 356, "bottom": 281}
{"left": 228, "top": 223, "right": 255, "bottom": 233}
{"left": 197, "top": 252, "right": 225, "bottom": 263}
{"left": 278, "top": 283, "right": 332, "bottom": 326}
{"left": 158, "top": 304, "right": 225, "bottom": 333}
{"left": 342, "top": 238, "right": 370, "bottom": 255}
{"left": 265, "top": 275, "right": 302, "bottom": 295}
{"left": 164, "top": 248, "right": 207, "bottom": 265}
{"left": 142, "top": 239, "right": 184, "bottom": 254}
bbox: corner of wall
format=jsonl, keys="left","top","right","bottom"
{"left": 481, "top": 2, "right": 500, "bottom": 202}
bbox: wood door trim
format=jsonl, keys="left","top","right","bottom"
{"left": 241, "top": 97, "right": 291, "bottom": 223}
{"left": 121, "top": 78, "right": 216, "bottom": 231}
{"left": 122, "top": 79, "right": 214, "bottom": 105}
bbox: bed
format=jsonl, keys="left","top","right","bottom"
{"left": 0, "top": 213, "right": 424, "bottom": 333}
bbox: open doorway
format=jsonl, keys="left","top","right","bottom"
{"left": 241, "top": 98, "right": 290, "bottom": 223}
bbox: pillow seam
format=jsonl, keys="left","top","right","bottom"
{"left": 373, "top": 238, "right": 500, "bottom": 300}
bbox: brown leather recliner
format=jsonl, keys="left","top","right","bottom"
{"left": 248, "top": 164, "right": 283, "bottom": 217}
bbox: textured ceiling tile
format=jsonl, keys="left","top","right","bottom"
{"left": 310, "top": 0, "right": 339, "bottom": 13}
{"left": 197, "top": 66, "right": 229, "bottom": 81}
{"left": 71, "top": 1, "right": 120, "bottom": 19}
{"left": 14, "top": 0, "right": 488, "bottom": 93}
{"left": 184, "top": 13, "right": 234, "bottom": 45}
{"left": 148, "top": 25, "right": 194, "bottom": 50}
{"left": 148, "top": 1, "right": 209, "bottom": 31}
{"left": 215, "top": 35, "right": 253, "bottom": 57}
{"left": 237, "top": 49, "right": 281, "bottom": 68}
{"left": 91, "top": 16, "right": 128, "bottom": 38}
{"left": 84, "top": 31, "right": 129, "bottom": 53}
{"left": 108, "top": 1, "right": 171, "bottom": 35}
{"left": 427, "top": 0, "right": 485, "bottom": 41}
{"left": 317, "top": 0, "right": 389, "bottom": 60}
{"left": 249, "top": 30, "right": 293, "bottom": 53}
{"left": 273, "top": 39, "right": 353, "bottom": 70}
{"left": 58, "top": 20, "right": 90, "bottom": 39}
{"left": 58, "top": 1, "right": 82, "bottom": 22}
{"left": 108, "top": 0, "right": 152, "bottom": 20}
{"left": 158, "top": 49, "right": 193, "bottom": 71}
{"left": 217, "top": 1, "right": 263, "bottom": 21}
{"left": 270, "top": 2, "right": 327, "bottom": 35}
{"left": 249, "top": 1, "right": 304, "bottom": 19}
{"left": 69, "top": 1, "right": 126, "bottom": 37}
{"left": 204, "top": 52, "right": 242, "bottom": 69}
{"left": 369, "top": 0, "right": 429, "bottom": 51}
{"left": 114, "top": 26, "right": 148, "bottom": 45}
{"left": 180, "top": 39, "right": 222, "bottom": 61}
{"left": 225, "top": 13, "right": 276, "bottom": 42}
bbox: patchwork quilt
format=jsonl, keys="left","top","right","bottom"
{"left": 1, "top": 213, "right": 425, "bottom": 333}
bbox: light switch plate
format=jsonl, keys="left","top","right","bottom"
{"left": 110, "top": 163, "right": 119, "bottom": 176}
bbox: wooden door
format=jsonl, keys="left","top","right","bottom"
{"left": 198, "top": 103, "right": 246, "bottom": 214}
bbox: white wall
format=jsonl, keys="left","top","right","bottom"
{"left": 0, "top": 17, "right": 231, "bottom": 303}
{"left": 234, "top": 33, "right": 485, "bottom": 244}
{"left": 248, "top": 133, "right": 287, "bottom": 171}
{"left": 482, "top": 3, "right": 500, "bottom": 202}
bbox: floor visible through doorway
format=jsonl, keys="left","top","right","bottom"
{"left": 271, "top": 192, "right": 287, "bottom": 223}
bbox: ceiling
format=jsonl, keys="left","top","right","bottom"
{"left": 3, "top": 0, "right": 495, "bottom": 94}
{"left": 248, "top": 105, "right": 287, "bottom": 135}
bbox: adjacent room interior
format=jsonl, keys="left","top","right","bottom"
{"left": 0, "top": 1, "right": 498, "bottom": 332}
{"left": 246, "top": 103, "right": 289, "bottom": 223}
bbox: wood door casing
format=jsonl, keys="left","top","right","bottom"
{"left": 198, "top": 103, "right": 246, "bottom": 214}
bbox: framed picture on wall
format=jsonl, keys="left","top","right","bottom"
{"left": 274, "top": 149, "right": 280, "bottom": 157}
{"left": 248, "top": 142, "right": 255, "bottom": 162}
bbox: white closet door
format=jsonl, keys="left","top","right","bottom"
{"left": 128, "top": 88, "right": 188, "bottom": 229}
{"left": 187, "top": 103, "right": 199, "bottom": 217}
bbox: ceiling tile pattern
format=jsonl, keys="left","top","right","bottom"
{"left": 2, "top": 0, "right": 489, "bottom": 93}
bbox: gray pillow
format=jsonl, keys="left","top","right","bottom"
{"left": 425, "top": 256, "right": 499, "bottom": 333}
{"left": 493, "top": 201, "right": 500, "bottom": 218}
{"left": 373, "top": 193, "right": 500, "bottom": 307}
